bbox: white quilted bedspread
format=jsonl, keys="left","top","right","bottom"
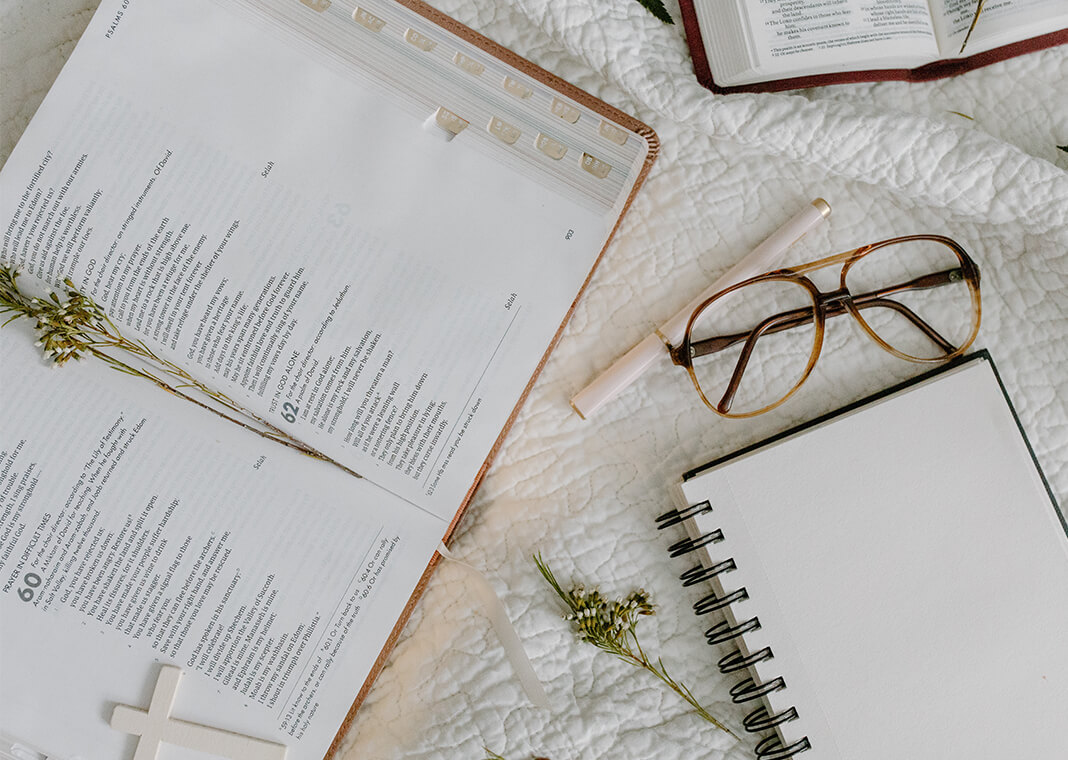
{"left": 3, "top": 1, "right": 1066, "bottom": 758}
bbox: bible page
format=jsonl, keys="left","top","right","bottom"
{"left": 0, "top": 320, "right": 447, "bottom": 760}
{"left": 0, "top": 0, "right": 652, "bottom": 523}
{"left": 930, "top": 0, "right": 1068, "bottom": 57}
{"left": 695, "top": 0, "right": 942, "bottom": 85}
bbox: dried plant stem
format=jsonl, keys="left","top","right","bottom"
{"left": 0, "top": 266, "right": 358, "bottom": 477}
{"left": 959, "top": 0, "right": 986, "bottom": 53}
{"left": 627, "top": 634, "right": 734, "bottom": 733}
{"left": 93, "top": 346, "right": 359, "bottom": 476}
{"left": 535, "top": 554, "right": 739, "bottom": 740}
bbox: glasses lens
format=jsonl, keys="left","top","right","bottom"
{"left": 843, "top": 238, "right": 977, "bottom": 361}
{"left": 687, "top": 279, "right": 819, "bottom": 416}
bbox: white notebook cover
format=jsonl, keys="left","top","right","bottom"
{"left": 677, "top": 353, "right": 1068, "bottom": 759}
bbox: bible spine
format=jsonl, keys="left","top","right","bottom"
{"left": 657, "top": 502, "right": 812, "bottom": 760}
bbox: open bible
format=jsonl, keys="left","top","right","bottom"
{"left": 0, "top": 1, "right": 656, "bottom": 759}
{"left": 680, "top": 0, "right": 1068, "bottom": 92}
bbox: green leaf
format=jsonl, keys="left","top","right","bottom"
{"left": 634, "top": 0, "right": 674, "bottom": 24}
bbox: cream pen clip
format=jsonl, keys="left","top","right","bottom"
{"left": 570, "top": 199, "right": 831, "bottom": 419}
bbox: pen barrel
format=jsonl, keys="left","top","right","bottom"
{"left": 570, "top": 333, "right": 664, "bottom": 419}
{"left": 657, "top": 198, "right": 830, "bottom": 346}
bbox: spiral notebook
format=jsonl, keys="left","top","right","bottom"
{"left": 659, "top": 351, "right": 1068, "bottom": 759}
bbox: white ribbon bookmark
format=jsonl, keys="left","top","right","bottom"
{"left": 437, "top": 542, "right": 550, "bottom": 710}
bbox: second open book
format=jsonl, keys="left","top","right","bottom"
{"left": 681, "top": 0, "right": 1068, "bottom": 92}
{"left": 0, "top": 1, "right": 655, "bottom": 759}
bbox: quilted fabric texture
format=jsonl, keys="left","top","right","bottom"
{"left": 3, "top": 1, "right": 1066, "bottom": 758}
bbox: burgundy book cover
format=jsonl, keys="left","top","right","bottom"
{"left": 677, "top": 0, "right": 1068, "bottom": 94}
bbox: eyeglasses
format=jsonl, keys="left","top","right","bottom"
{"left": 668, "top": 235, "right": 982, "bottom": 417}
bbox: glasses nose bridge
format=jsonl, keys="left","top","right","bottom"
{"left": 818, "top": 286, "right": 852, "bottom": 311}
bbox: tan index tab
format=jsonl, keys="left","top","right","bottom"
{"left": 551, "top": 97, "right": 581, "bottom": 124}
{"left": 454, "top": 52, "right": 485, "bottom": 76}
{"left": 535, "top": 133, "right": 568, "bottom": 160}
{"left": 580, "top": 152, "right": 612, "bottom": 179}
{"left": 352, "top": 7, "right": 385, "bottom": 31}
{"left": 300, "top": 0, "right": 331, "bottom": 11}
{"left": 488, "top": 117, "right": 521, "bottom": 145}
{"left": 405, "top": 28, "right": 437, "bottom": 52}
{"left": 503, "top": 76, "right": 532, "bottom": 99}
{"left": 435, "top": 107, "right": 469, "bottom": 136}
{"left": 598, "top": 120, "right": 629, "bottom": 146}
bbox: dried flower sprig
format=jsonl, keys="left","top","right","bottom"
{"left": 0, "top": 266, "right": 353, "bottom": 474}
{"left": 534, "top": 554, "right": 738, "bottom": 739}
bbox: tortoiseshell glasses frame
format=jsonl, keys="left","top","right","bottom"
{"left": 668, "top": 235, "right": 982, "bottom": 417}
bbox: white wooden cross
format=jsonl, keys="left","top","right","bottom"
{"left": 110, "top": 665, "right": 287, "bottom": 760}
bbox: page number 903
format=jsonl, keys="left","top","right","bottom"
{"left": 565, "top": 229, "right": 574, "bottom": 240}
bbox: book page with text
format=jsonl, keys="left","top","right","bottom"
{"left": 0, "top": 323, "right": 447, "bottom": 760}
{"left": 930, "top": 0, "right": 1068, "bottom": 57}
{"left": 698, "top": 0, "right": 941, "bottom": 84}
{"left": 0, "top": 0, "right": 650, "bottom": 522}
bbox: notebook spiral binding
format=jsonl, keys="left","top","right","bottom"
{"left": 656, "top": 503, "right": 812, "bottom": 759}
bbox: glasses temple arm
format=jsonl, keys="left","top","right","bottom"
{"left": 715, "top": 310, "right": 805, "bottom": 413}
{"left": 687, "top": 305, "right": 817, "bottom": 359}
{"left": 851, "top": 297, "right": 957, "bottom": 354}
{"left": 687, "top": 267, "right": 963, "bottom": 358}
{"left": 859, "top": 268, "right": 964, "bottom": 300}
{"left": 845, "top": 269, "right": 963, "bottom": 354}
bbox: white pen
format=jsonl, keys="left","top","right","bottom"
{"left": 570, "top": 198, "right": 831, "bottom": 419}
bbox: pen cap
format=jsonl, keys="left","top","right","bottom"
{"left": 570, "top": 333, "right": 664, "bottom": 419}
{"left": 657, "top": 198, "right": 830, "bottom": 346}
